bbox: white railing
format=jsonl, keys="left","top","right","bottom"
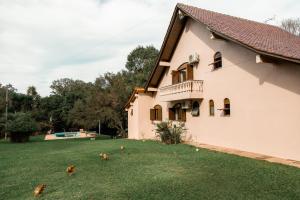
{"left": 159, "top": 80, "right": 204, "bottom": 97}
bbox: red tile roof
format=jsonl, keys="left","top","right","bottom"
{"left": 178, "top": 3, "right": 300, "bottom": 62}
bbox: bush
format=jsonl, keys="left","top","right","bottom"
{"left": 155, "top": 121, "right": 186, "bottom": 144}
{"left": 7, "top": 113, "right": 38, "bottom": 143}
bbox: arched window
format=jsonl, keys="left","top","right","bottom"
{"left": 214, "top": 52, "right": 222, "bottom": 69}
{"left": 209, "top": 100, "right": 214, "bottom": 116}
{"left": 150, "top": 105, "right": 162, "bottom": 121}
{"left": 224, "top": 98, "right": 230, "bottom": 116}
{"left": 169, "top": 103, "right": 186, "bottom": 121}
{"left": 191, "top": 101, "right": 200, "bottom": 116}
{"left": 172, "top": 63, "right": 193, "bottom": 84}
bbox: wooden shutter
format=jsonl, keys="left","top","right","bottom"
{"left": 181, "top": 109, "right": 186, "bottom": 122}
{"left": 150, "top": 109, "right": 155, "bottom": 120}
{"left": 172, "top": 71, "right": 179, "bottom": 84}
{"left": 169, "top": 108, "right": 175, "bottom": 120}
{"left": 187, "top": 64, "right": 193, "bottom": 80}
{"left": 157, "top": 108, "right": 162, "bottom": 121}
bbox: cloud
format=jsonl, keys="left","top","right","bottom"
{"left": 0, "top": 0, "right": 299, "bottom": 96}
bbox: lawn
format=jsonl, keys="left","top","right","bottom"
{"left": 0, "top": 136, "right": 299, "bottom": 200}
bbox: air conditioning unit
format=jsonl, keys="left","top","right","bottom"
{"left": 188, "top": 53, "right": 200, "bottom": 64}
{"left": 182, "top": 101, "right": 191, "bottom": 109}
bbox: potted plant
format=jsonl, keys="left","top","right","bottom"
{"left": 7, "top": 113, "right": 38, "bottom": 143}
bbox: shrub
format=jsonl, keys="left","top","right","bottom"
{"left": 155, "top": 121, "right": 186, "bottom": 144}
{"left": 7, "top": 113, "right": 38, "bottom": 143}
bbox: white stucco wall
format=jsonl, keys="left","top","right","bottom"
{"left": 127, "top": 93, "right": 156, "bottom": 140}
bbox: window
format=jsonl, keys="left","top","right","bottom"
{"left": 191, "top": 101, "right": 200, "bottom": 116}
{"left": 224, "top": 98, "right": 230, "bottom": 116}
{"left": 130, "top": 109, "right": 133, "bottom": 116}
{"left": 169, "top": 103, "right": 186, "bottom": 121}
{"left": 179, "top": 69, "right": 187, "bottom": 83}
{"left": 150, "top": 105, "right": 162, "bottom": 121}
{"left": 213, "top": 52, "right": 222, "bottom": 69}
{"left": 172, "top": 63, "right": 193, "bottom": 84}
{"left": 209, "top": 100, "right": 214, "bottom": 116}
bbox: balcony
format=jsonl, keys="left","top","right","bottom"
{"left": 159, "top": 80, "right": 204, "bottom": 102}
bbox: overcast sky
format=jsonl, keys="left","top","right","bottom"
{"left": 0, "top": 0, "right": 299, "bottom": 96}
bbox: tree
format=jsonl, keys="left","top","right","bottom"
{"left": 125, "top": 45, "right": 159, "bottom": 87}
{"left": 281, "top": 18, "right": 300, "bottom": 36}
{"left": 7, "top": 112, "right": 38, "bottom": 142}
{"left": 27, "top": 86, "right": 38, "bottom": 97}
{"left": 48, "top": 78, "right": 94, "bottom": 131}
{"left": 0, "top": 45, "right": 159, "bottom": 138}
{"left": 27, "top": 86, "right": 41, "bottom": 110}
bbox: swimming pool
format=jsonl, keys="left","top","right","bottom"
{"left": 45, "top": 131, "right": 96, "bottom": 140}
{"left": 55, "top": 132, "right": 80, "bottom": 138}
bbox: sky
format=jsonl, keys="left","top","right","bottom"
{"left": 0, "top": 0, "right": 299, "bottom": 96}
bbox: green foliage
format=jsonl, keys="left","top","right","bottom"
{"left": 27, "top": 86, "right": 38, "bottom": 97}
{"left": 69, "top": 45, "right": 158, "bottom": 136}
{"left": 126, "top": 45, "right": 159, "bottom": 87}
{"left": 7, "top": 112, "right": 38, "bottom": 142}
{"left": 0, "top": 45, "right": 159, "bottom": 137}
{"left": 155, "top": 121, "right": 186, "bottom": 144}
{"left": 0, "top": 115, "right": 5, "bottom": 138}
{"left": 7, "top": 112, "right": 37, "bottom": 133}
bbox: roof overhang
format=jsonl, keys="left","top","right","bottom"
{"left": 124, "top": 87, "right": 145, "bottom": 110}
{"left": 145, "top": 6, "right": 187, "bottom": 89}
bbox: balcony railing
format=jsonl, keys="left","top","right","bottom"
{"left": 159, "top": 80, "right": 204, "bottom": 101}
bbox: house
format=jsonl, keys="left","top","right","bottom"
{"left": 125, "top": 4, "right": 300, "bottom": 161}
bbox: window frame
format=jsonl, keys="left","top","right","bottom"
{"left": 209, "top": 100, "right": 215, "bottom": 116}
{"left": 224, "top": 98, "right": 230, "bottom": 116}
{"left": 154, "top": 105, "right": 162, "bottom": 121}
{"left": 172, "top": 63, "right": 193, "bottom": 84}
{"left": 150, "top": 105, "right": 162, "bottom": 121}
{"left": 213, "top": 52, "right": 222, "bottom": 69}
{"left": 191, "top": 101, "right": 200, "bottom": 116}
{"left": 169, "top": 103, "right": 186, "bottom": 122}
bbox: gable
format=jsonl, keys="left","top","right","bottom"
{"left": 145, "top": 3, "right": 300, "bottom": 90}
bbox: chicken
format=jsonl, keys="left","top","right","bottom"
{"left": 66, "top": 165, "right": 75, "bottom": 176}
{"left": 120, "top": 146, "right": 125, "bottom": 150}
{"left": 99, "top": 153, "right": 109, "bottom": 160}
{"left": 102, "top": 153, "right": 109, "bottom": 160}
{"left": 33, "top": 184, "right": 46, "bottom": 197}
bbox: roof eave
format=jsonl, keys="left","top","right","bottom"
{"left": 145, "top": 5, "right": 181, "bottom": 91}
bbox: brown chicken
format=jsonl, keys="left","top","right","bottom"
{"left": 33, "top": 184, "right": 46, "bottom": 197}
{"left": 66, "top": 165, "right": 75, "bottom": 176}
{"left": 99, "top": 153, "right": 109, "bottom": 160}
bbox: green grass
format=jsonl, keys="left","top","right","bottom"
{"left": 0, "top": 136, "right": 299, "bottom": 200}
